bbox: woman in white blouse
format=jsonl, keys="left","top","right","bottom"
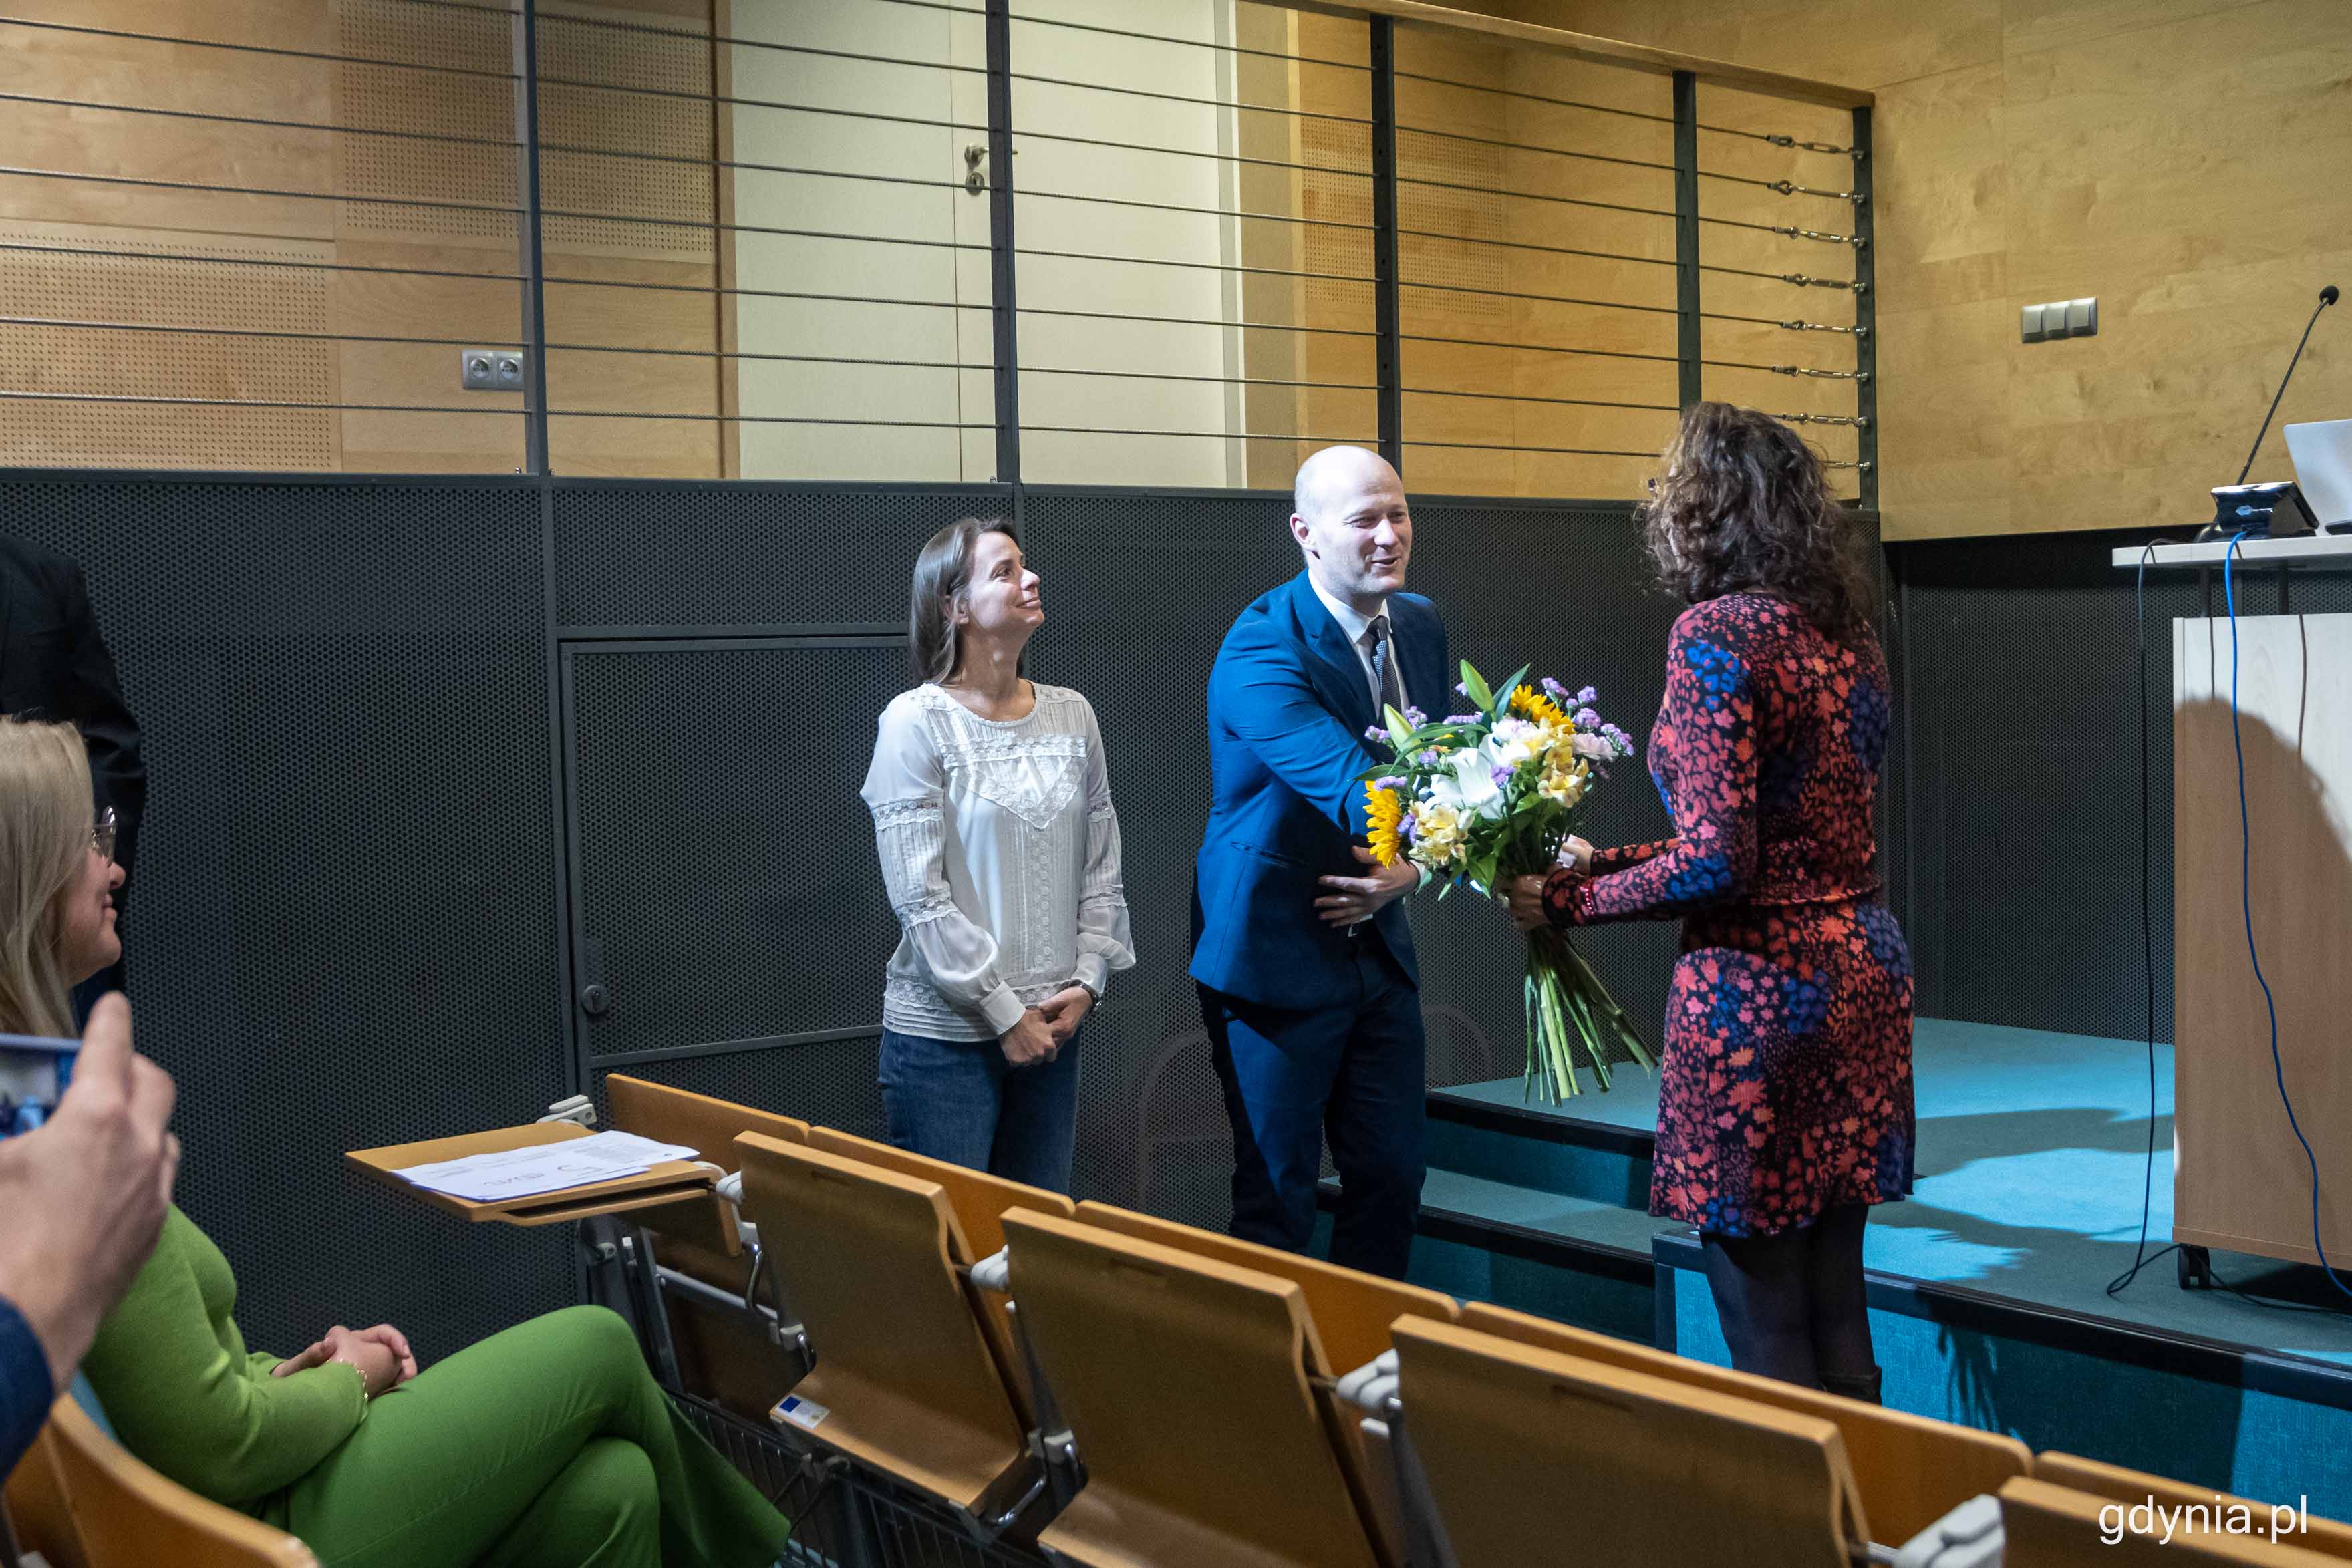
{"left": 860, "top": 518, "right": 1135, "bottom": 1191}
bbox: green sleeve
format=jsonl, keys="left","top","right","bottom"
{"left": 80, "top": 1233, "right": 368, "bottom": 1506}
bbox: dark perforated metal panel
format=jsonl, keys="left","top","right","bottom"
{"left": 1893, "top": 532, "right": 2352, "bottom": 1042}
{"left": 551, "top": 482, "right": 1015, "bottom": 629}
{"left": 590, "top": 1039, "right": 887, "bottom": 1146}
{"left": 567, "top": 640, "right": 907, "bottom": 1062}
{"left": 0, "top": 475, "right": 571, "bottom": 1363}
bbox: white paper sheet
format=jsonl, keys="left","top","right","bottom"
{"left": 395, "top": 1130, "right": 700, "bottom": 1203}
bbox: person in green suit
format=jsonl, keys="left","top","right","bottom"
{"left": 0, "top": 718, "right": 790, "bottom": 1568}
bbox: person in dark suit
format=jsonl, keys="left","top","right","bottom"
{"left": 0, "top": 537, "right": 145, "bottom": 1002}
{"left": 1193, "top": 444, "right": 1449, "bottom": 1279}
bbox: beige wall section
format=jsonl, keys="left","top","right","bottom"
{"left": 0, "top": 0, "right": 723, "bottom": 476}
{"left": 1461, "top": 0, "right": 2352, "bottom": 539}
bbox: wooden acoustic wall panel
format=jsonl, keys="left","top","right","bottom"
{"left": 537, "top": 2, "right": 720, "bottom": 476}
{"left": 0, "top": 222, "right": 339, "bottom": 470}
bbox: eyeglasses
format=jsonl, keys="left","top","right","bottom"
{"left": 93, "top": 807, "right": 116, "bottom": 863}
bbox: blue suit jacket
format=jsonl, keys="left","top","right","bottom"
{"left": 1191, "top": 572, "right": 1450, "bottom": 1009}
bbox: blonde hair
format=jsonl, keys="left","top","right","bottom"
{"left": 0, "top": 718, "right": 96, "bottom": 1036}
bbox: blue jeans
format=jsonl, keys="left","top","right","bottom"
{"left": 1201, "top": 940, "right": 1427, "bottom": 1279}
{"left": 878, "top": 1026, "right": 1082, "bottom": 1194}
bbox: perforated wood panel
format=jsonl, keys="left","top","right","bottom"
{"left": 1298, "top": 120, "right": 1508, "bottom": 329}
{"left": 0, "top": 226, "right": 338, "bottom": 470}
{"left": 539, "top": 9, "right": 716, "bottom": 261}
{"left": 334, "top": 0, "right": 522, "bottom": 245}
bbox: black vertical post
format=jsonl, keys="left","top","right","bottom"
{"left": 1850, "top": 105, "right": 1878, "bottom": 511}
{"left": 516, "top": 0, "right": 551, "bottom": 474}
{"left": 1671, "top": 71, "right": 1702, "bottom": 411}
{"left": 984, "top": 0, "right": 1022, "bottom": 488}
{"left": 1368, "top": 16, "right": 1403, "bottom": 472}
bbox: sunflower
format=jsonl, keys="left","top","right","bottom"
{"left": 1508, "top": 683, "right": 1570, "bottom": 728}
{"left": 1364, "top": 784, "right": 1405, "bottom": 866}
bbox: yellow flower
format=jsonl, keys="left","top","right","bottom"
{"left": 1509, "top": 685, "right": 1570, "bottom": 728}
{"left": 1364, "top": 785, "right": 1405, "bottom": 867}
{"left": 1539, "top": 757, "right": 1591, "bottom": 808}
{"left": 1413, "top": 802, "right": 1467, "bottom": 868}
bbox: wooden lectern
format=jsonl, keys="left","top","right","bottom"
{"left": 2168, "top": 598, "right": 2352, "bottom": 1276}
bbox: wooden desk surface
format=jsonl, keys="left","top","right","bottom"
{"left": 346, "top": 1122, "right": 715, "bottom": 1227}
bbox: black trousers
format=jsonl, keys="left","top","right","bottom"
{"left": 1699, "top": 1201, "right": 1881, "bottom": 1400}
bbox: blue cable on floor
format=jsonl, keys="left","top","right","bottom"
{"left": 2223, "top": 530, "right": 2352, "bottom": 1303}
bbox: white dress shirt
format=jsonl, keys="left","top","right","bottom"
{"left": 862, "top": 683, "right": 1136, "bottom": 1042}
{"left": 1309, "top": 575, "right": 1411, "bottom": 715}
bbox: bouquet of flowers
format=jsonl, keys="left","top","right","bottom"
{"left": 1360, "top": 660, "right": 1654, "bottom": 1102}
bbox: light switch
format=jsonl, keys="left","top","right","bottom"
{"left": 2065, "top": 297, "right": 2098, "bottom": 337}
{"left": 2021, "top": 303, "right": 2049, "bottom": 343}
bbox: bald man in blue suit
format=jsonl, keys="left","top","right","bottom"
{"left": 1192, "top": 446, "right": 1448, "bottom": 1279}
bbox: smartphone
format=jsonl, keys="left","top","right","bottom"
{"left": 0, "top": 1034, "right": 79, "bottom": 1138}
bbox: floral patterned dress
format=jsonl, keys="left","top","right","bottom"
{"left": 1544, "top": 591, "right": 1914, "bottom": 1238}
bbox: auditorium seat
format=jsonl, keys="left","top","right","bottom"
{"left": 1999, "top": 1476, "right": 2343, "bottom": 1566}
{"left": 732, "top": 1132, "right": 1042, "bottom": 1532}
{"left": 1391, "top": 1313, "right": 1870, "bottom": 1567}
{"left": 601, "top": 1075, "right": 811, "bottom": 1420}
{"left": 1457, "top": 1299, "right": 2028, "bottom": 1547}
{"left": 803, "top": 1127, "right": 1079, "bottom": 1414}
{"left": 1000, "top": 1206, "right": 1393, "bottom": 1568}
{"left": 2028, "top": 1454, "right": 2352, "bottom": 1559}
{"left": 1069, "top": 1199, "right": 1460, "bottom": 1563}
{"left": 21, "top": 1396, "right": 316, "bottom": 1567}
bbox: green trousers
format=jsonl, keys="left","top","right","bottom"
{"left": 261, "top": 1305, "right": 790, "bottom": 1568}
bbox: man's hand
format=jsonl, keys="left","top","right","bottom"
{"left": 1316, "top": 846, "right": 1419, "bottom": 926}
{"left": 999, "top": 1008, "right": 1058, "bottom": 1067}
{"left": 1502, "top": 874, "right": 1550, "bottom": 933}
{"left": 1036, "top": 986, "right": 1094, "bottom": 1046}
{"left": 0, "top": 994, "right": 178, "bottom": 1390}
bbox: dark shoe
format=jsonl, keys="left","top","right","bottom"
{"left": 1819, "top": 1366, "right": 1882, "bottom": 1405}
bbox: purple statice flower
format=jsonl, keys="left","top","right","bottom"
{"left": 1455, "top": 680, "right": 1470, "bottom": 696}
{"left": 1416, "top": 748, "right": 1443, "bottom": 767}
{"left": 1445, "top": 712, "right": 1479, "bottom": 725}
{"left": 1398, "top": 810, "right": 1417, "bottom": 845}
{"left": 1602, "top": 722, "right": 1634, "bottom": 754}
{"left": 1491, "top": 765, "right": 1515, "bottom": 792}
{"left": 1541, "top": 676, "right": 1568, "bottom": 700}
{"left": 1575, "top": 707, "right": 1602, "bottom": 730}
{"left": 1403, "top": 705, "right": 1428, "bottom": 727}
{"left": 1374, "top": 775, "right": 1407, "bottom": 792}
{"left": 1364, "top": 726, "right": 1386, "bottom": 744}
{"left": 1576, "top": 685, "right": 1598, "bottom": 707}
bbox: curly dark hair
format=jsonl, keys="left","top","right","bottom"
{"left": 1640, "top": 401, "right": 1874, "bottom": 645}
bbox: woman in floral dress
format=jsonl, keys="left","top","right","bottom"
{"left": 1508, "top": 402, "right": 1913, "bottom": 1402}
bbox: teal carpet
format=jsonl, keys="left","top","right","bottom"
{"left": 1443, "top": 1017, "right": 2352, "bottom": 1366}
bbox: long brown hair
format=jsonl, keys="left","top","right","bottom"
{"left": 907, "top": 516, "right": 1022, "bottom": 684}
{"left": 0, "top": 718, "right": 96, "bottom": 1037}
{"left": 1641, "top": 402, "right": 1874, "bottom": 644}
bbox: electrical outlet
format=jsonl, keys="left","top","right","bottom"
{"left": 2021, "top": 298, "right": 2097, "bottom": 342}
{"left": 459, "top": 349, "right": 528, "bottom": 389}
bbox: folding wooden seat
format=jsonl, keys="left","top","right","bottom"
{"left": 732, "top": 1132, "right": 1040, "bottom": 1531}
{"left": 2000, "top": 1476, "right": 2344, "bottom": 1567}
{"left": 2028, "top": 1455, "right": 2352, "bottom": 1559}
{"left": 1001, "top": 1206, "right": 1392, "bottom": 1568}
{"left": 803, "top": 1127, "right": 1078, "bottom": 1420}
{"left": 32, "top": 1396, "right": 317, "bottom": 1567}
{"left": 1070, "top": 1199, "right": 1459, "bottom": 1563}
{"left": 600, "top": 1074, "right": 811, "bottom": 1420}
{"left": 1391, "top": 1314, "right": 1870, "bottom": 1568}
{"left": 5, "top": 1422, "right": 85, "bottom": 1568}
{"left": 1458, "top": 1299, "right": 2027, "bottom": 1548}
